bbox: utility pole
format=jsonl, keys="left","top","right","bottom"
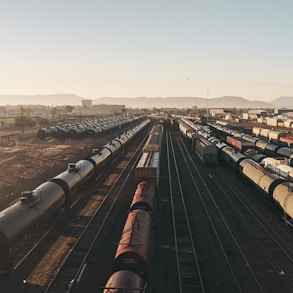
{"left": 206, "top": 89, "right": 209, "bottom": 123}
{"left": 21, "top": 106, "right": 24, "bottom": 134}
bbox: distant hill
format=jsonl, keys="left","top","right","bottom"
{"left": 94, "top": 96, "right": 274, "bottom": 109}
{"left": 0, "top": 94, "right": 82, "bottom": 106}
{"left": 0, "top": 94, "right": 286, "bottom": 109}
{"left": 270, "top": 96, "right": 293, "bottom": 108}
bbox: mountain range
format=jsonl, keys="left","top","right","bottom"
{"left": 1, "top": 94, "right": 293, "bottom": 109}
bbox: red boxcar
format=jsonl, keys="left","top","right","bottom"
{"left": 226, "top": 136, "right": 255, "bottom": 152}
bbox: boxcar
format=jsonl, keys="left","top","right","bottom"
{"left": 226, "top": 136, "right": 255, "bottom": 152}
{"left": 143, "top": 134, "right": 162, "bottom": 153}
{"left": 195, "top": 137, "right": 218, "bottom": 166}
{"left": 135, "top": 152, "right": 160, "bottom": 186}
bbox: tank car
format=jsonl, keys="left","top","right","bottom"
{"left": 0, "top": 181, "right": 66, "bottom": 281}
{"left": 68, "top": 125, "right": 87, "bottom": 138}
{"left": 54, "top": 125, "right": 70, "bottom": 139}
{"left": 241, "top": 134, "right": 259, "bottom": 145}
{"left": 258, "top": 172, "right": 285, "bottom": 196}
{"left": 112, "top": 210, "right": 153, "bottom": 282}
{"left": 264, "top": 163, "right": 293, "bottom": 182}
{"left": 36, "top": 127, "right": 56, "bottom": 140}
{"left": 230, "top": 130, "right": 242, "bottom": 137}
{"left": 90, "top": 147, "right": 112, "bottom": 171}
{"left": 215, "top": 141, "right": 227, "bottom": 151}
{"left": 129, "top": 181, "right": 156, "bottom": 213}
{"left": 261, "top": 157, "right": 286, "bottom": 167}
{"left": 241, "top": 160, "right": 266, "bottom": 186}
{"left": 264, "top": 143, "right": 280, "bottom": 156}
{"left": 220, "top": 146, "right": 246, "bottom": 170}
{"left": 103, "top": 270, "right": 146, "bottom": 293}
{"left": 276, "top": 147, "right": 293, "bottom": 166}
{"left": 49, "top": 159, "right": 95, "bottom": 199}
{"left": 126, "top": 128, "right": 135, "bottom": 140}
{"left": 85, "top": 126, "right": 103, "bottom": 137}
{"left": 241, "top": 160, "right": 284, "bottom": 196}
{"left": 103, "top": 140, "right": 122, "bottom": 155}
{"left": 255, "top": 139, "right": 269, "bottom": 153}
{"left": 272, "top": 182, "right": 293, "bottom": 225}
{"left": 116, "top": 133, "right": 129, "bottom": 147}
{"left": 243, "top": 149, "right": 266, "bottom": 163}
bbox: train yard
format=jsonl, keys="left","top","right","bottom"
{"left": 156, "top": 127, "right": 293, "bottom": 292}
{"left": 1, "top": 117, "right": 293, "bottom": 292}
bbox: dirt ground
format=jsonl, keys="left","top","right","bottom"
{"left": 0, "top": 130, "right": 111, "bottom": 211}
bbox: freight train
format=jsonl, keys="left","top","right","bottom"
{"left": 36, "top": 115, "right": 140, "bottom": 139}
{"left": 103, "top": 124, "right": 162, "bottom": 291}
{"left": 210, "top": 122, "right": 293, "bottom": 166}
{"left": 0, "top": 119, "right": 150, "bottom": 283}
{"left": 256, "top": 117, "right": 293, "bottom": 130}
{"left": 217, "top": 143, "right": 293, "bottom": 226}
{"left": 135, "top": 124, "right": 163, "bottom": 186}
{"left": 179, "top": 119, "right": 218, "bottom": 165}
{"left": 103, "top": 181, "right": 156, "bottom": 292}
{"left": 252, "top": 126, "right": 293, "bottom": 147}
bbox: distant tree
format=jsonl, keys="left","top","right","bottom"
{"left": 14, "top": 116, "right": 35, "bottom": 132}
{"left": 22, "top": 107, "right": 32, "bottom": 116}
{"left": 36, "top": 117, "right": 49, "bottom": 127}
{"left": 65, "top": 105, "right": 74, "bottom": 113}
{"left": 51, "top": 107, "right": 57, "bottom": 119}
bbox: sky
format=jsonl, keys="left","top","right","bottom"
{"left": 0, "top": 0, "right": 293, "bottom": 103}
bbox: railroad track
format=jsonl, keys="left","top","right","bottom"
{"left": 210, "top": 168, "right": 293, "bottom": 290}
{"left": 44, "top": 132, "right": 149, "bottom": 293}
{"left": 175, "top": 131, "right": 293, "bottom": 292}
{"left": 1, "top": 123, "right": 152, "bottom": 293}
{"left": 3, "top": 188, "right": 90, "bottom": 289}
{"left": 166, "top": 130, "right": 205, "bottom": 293}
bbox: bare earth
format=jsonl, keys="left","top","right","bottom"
{"left": 0, "top": 130, "right": 109, "bottom": 211}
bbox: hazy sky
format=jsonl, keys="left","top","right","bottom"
{"left": 0, "top": 0, "right": 292, "bottom": 103}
